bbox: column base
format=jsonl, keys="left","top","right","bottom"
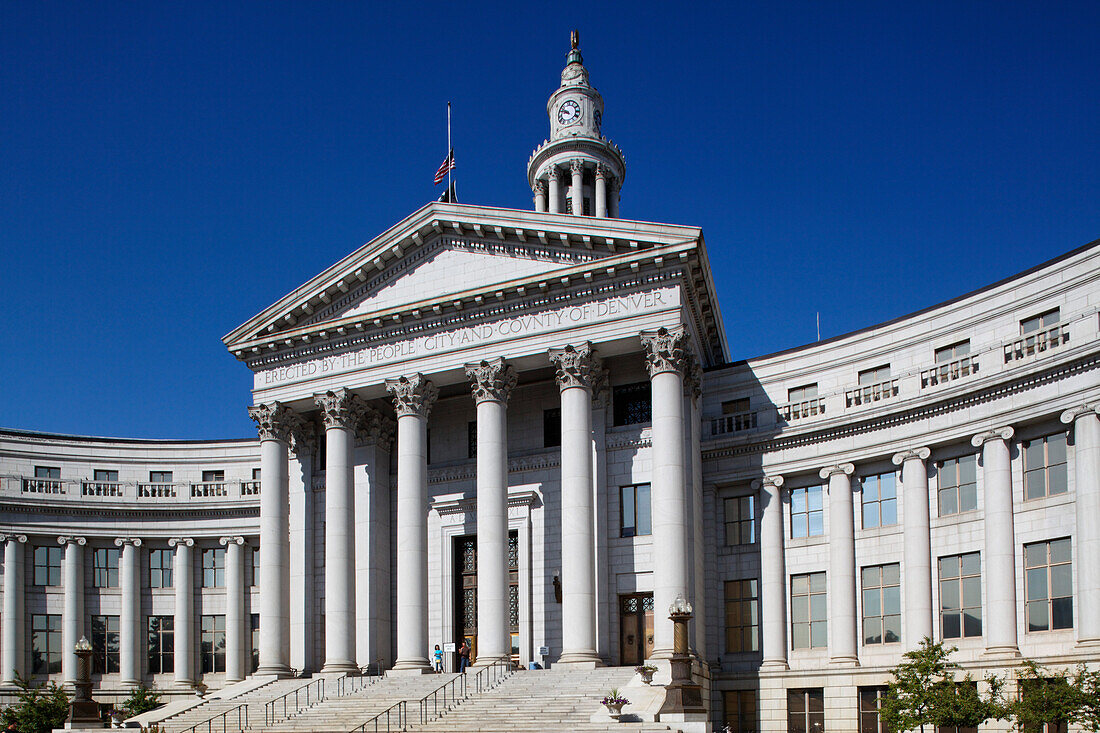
{"left": 320, "top": 661, "right": 361, "bottom": 675}
{"left": 255, "top": 664, "right": 296, "bottom": 679}
{"left": 760, "top": 659, "right": 790, "bottom": 671}
{"left": 981, "top": 645, "right": 1020, "bottom": 660}
{"left": 389, "top": 658, "right": 432, "bottom": 675}
{"left": 830, "top": 656, "right": 860, "bottom": 668}
{"left": 1076, "top": 637, "right": 1100, "bottom": 649}
{"left": 555, "top": 651, "right": 603, "bottom": 668}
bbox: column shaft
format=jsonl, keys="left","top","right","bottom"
{"left": 533, "top": 182, "right": 547, "bottom": 213}
{"left": 393, "top": 412, "right": 430, "bottom": 671}
{"left": 1, "top": 536, "right": 26, "bottom": 683}
{"left": 62, "top": 538, "right": 84, "bottom": 684}
{"left": 608, "top": 181, "right": 620, "bottom": 218}
{"left": 824, "top": 465, "right": 858, "bottom": 665}
{"left": 548, "top": 169, "right": 561, "bottom": 214}
{"left": 896, "top": 449, "right": 933, "bottom": 648}
{"left": 1065, "top": 409, "right": 1100, "bottom": 645}
{"left": 594, "top": 172, "right": 607, "bottom": 218}
{"left": 173, "top": 540, "right": 194, "bottom": 685}
{"left": 258, "top": 437, "right": 293, "bottom": 675}
{"left": 759, "top": 478, "right": 788, "bottom": 668}
{"left": 475, "top": 397, "right": 510, "bottom": 663}
{"left": 323, "top": 423, "right": 358, "bottom": 673}
{"left": 119, "top": 540, "right": 141, "bottom": 685}
{"left": 650, "top": 368, "right": 688, "bottom": 657}
{"left": 224, "top": 539, "right": 246, "bottom": 682}
{"left": 570, "top": 161, "right": 584, "bottom": 215}
{"left": 976, "top": 429, "right": 1019, "bottom": 656}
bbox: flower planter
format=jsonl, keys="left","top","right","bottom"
{"left": 603, "top": 701, "right": 624, "bottom": 718}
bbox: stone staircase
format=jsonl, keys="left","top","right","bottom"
{"left": 409, "top": 667, "right": 681, "bottom": 733}
{"left": 158, "top": 678, "right": 307, "bottom": 733}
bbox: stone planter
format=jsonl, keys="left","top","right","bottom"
{"left": 639, "top": 669, "right": 655, "bottom": 685}
{"left": 603, "top": 701, "right": 625, "bottom": 718}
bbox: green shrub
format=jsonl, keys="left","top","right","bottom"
{"left": 0, "top": 674, "right": 70, "bottom": 733}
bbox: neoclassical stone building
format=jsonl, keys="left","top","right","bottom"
{"left": 1, "top": 36, "right": 1098, "bottom": 732}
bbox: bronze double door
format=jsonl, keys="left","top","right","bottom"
{"left": 453, "top": 532, "right": 519, "bottom": 665}
{"left": 619, "top": 592, "right": 654, "bottom": 665}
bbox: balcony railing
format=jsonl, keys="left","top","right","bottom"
{"left": 81, "top": 481, "right": 123, "bottom": 497}
{"left": 22, "top": 478, "right": 64, "bottom": 494}
{"left": 845, "top": 379, "right": 899, "bottom": 408}
{"left": 711, "top": 411, "right": 758, "bottom": 436}
{"left": 921, "top": 356, "right": 978, "bottom": 388}
{"left": 779, "top": 398, "right": 825, "bottom": 421}
{"left": 241, "top": 480, "right": 261, "bottom": 496}
{"left": 190, "top": 482, "right": 228, "bottom": 497}
{"left": 1004, "top": 323, "right": 1069, "bottom": 363}
{"left": 138, "top": 482, "right": 177, "bottom": 498}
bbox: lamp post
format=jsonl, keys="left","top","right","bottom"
{"left": 66, "top": 636, "right": 102, "bottom": 726}
{"left": 658, "top": 595, "right": 705, "bottom": 717}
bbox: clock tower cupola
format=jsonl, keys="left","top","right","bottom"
{"left": 527, "top": 31, "right": 626, "bottom": 218}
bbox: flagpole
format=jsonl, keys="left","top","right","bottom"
{"left": 446, "top": 101, "right": 452, "bottom": 200}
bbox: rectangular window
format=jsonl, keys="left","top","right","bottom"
{"left": 201, "top": 615, "right": 226, "bottom": 673}
{"left": 791, "top": 572, "right": 827, "bottom": 649}
{"left": 35, "top": 466, "right": 61, "bottom": 479}
{"left": 33, "top": 546, "right": 62, "bottom": 586}
{"left": 620, "top": 484, "right": 652, "bottom": 537}
{"left": 936, "top": 340, "right": 971, "bottom": 362}
{"left": 724, "top": 494, "right": 757, "bottom": 545}
{"left": 788, "top": 688, "right": 825, "bottom": 733}
{"left": 788, "top": 384, "right": 818, "bottom": 402}
{"left": 938, "top": 455, "right": 977, "bottom": 516}
{"left": 201, "top": 470, "right": 224, "bottom": 483}
{"left": 150, "top": 549, "right": 173, "bottom": 588}
{"left": 31, "top": 614, "right": 63, "bottom": 674}
{"left": 861, "top": 472, "right": 897, "bottom": 529}
{"left": 723, "top": 398, "right": 751, "bottom": 414}
{"left": 149, "top": 470, "right": 173, "bottom": 483}
{"left": 251, "top": 614, "right": 260, "bottom": 673}
{"left": 543, "top": 407, "right": 561, "bottom": 448}
{"left": 93, "top": 547, "right": 120, "bottom": 588}
{"left": 859, "top": 687, "right": 888, "bottom": 733}
{"left": 940, "top": 552, "right": 982, "bottom": 638}
{"left": 91, "top": 615, "right": 120, "bottom": 674}
{"left": 1021, "top": 308, "right": 1060, "bottom": 334}
{"left": 467, "top": 420, "right": 477, "bottom": 459}
{"left": 147, "top": 615, "right": 174, "bottom": 674}
{"left": 202, "top": 548, "right": 225, "bottom": 588}
{"left": 1024, "top": 433, "right": 1069, "bottom": 500}
{"left": 724, "top": 579, "right": 760, "bottom": 653}
{"left": 722, "top": 689, "right": 758, "bottom": 733}
{"left": 862, "top": 564, "right": 901, "bottom": 645}
{"left": 612, "top": 382, "right": 651, "bottom": 426}
{"left": 937, "top": 727, "right": 978, "bottom": 733}
{"left": 1024, "top": 538, "right": 1073, "bottom": 632}
{"left": 790, "top": 486, "right": 824, "bottom": 538}
{"left": 93, "top": 469, "right": 119, "bottom": 482}
{"left": 858, "top": 365, "right": 891, "bottom": 385}
{"left": 249, "top": 546, "right": 259, "bottom": 587}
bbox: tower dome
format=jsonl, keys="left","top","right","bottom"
{"left": 527, "top": 31, "right": 626, "bottom": 218}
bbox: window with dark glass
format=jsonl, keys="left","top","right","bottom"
{"left": 1021, "top": 308, "right": 1060, "bottom": 334}
{"left": 722, "top": 689, "right": 758, "bottom": 733}
{"left": 791, "top": 572, "right": 827, "bottom": 649}
{"left": 725, "top": 579, "right": 760, "bottom": 653}
{"left": 251, "top": 614, "right": 260, "bottom": 673}
{"left": 93, "top": 547, "right": 120, "bottom": 588}
{"left": 1024, "top": 433, "right": 1068, "bottom": 500}
{"left": 788, "top": 688, "right": 825, "bottom": 732}
{"left": 938, "top": 455, "right": 977, "bottom": 516}
{"left": 91, "top": 615, "right": 120, "bottom": 674}
{"left": 201, "top": 615, "right": 226, "bottom": 673}
{"left": 790, "top": 486, "right": 824, "bottom": 539}
{"left": 201, "top": 470, "right": 224, "bottom": 483}
{"left": 149, "top": 470, "right": 173, "bottom": 483}
{"left": 1025, "top": 538, "right": 1072, "bottom": 632}
{"left": 202, "top": 548, "right": 225, "bottom": 588}
{"left": 612, "top": 382, "right": 651, "bottom": 426}
{"left": 543, "top": 407, "right": 561, "bottom": 448}
{"left": 249, "top": 546, "right": 259, "bottom": 586}
{"left": 859, "top": 687, "right": 888, "bottom": 733}
{"left": 147, "top": 615, "right": 174, "bottom": 674}
{"left": 862, "top": 564, "right": 901, "bottom": 645}
{"left": 33, "top": 546, "right": 62, "bottom": 586}
{"left": 31, "top": 614, "right": 62, "bottom": 674}
{"left": 468, "top": 421, "right": 477, "bottom": 459}
{"left": 861, "top": 472, "right": 897, "bottom": 529}
{"left": 35, "top": 466, "right": 61, "bottom": 479}
{"left": 150, "top": 549, "right": 173, "bottom": 588}
{"left": 93, "top": 469, "right": 119, "bottom": 482}
{"left": 724, "top": 494, "right": 756, "bottom": 545}
{"left": 940, "top": 552, "right": 982, "bottom": 638}
{"left": 620, "top": 483, "right": 652, "bottom": 537}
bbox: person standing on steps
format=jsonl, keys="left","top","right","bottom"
{"left": 433, "top": 644, "right": 443, "bottom": 673}
{"left": 458, "top": 638, "right": 471, "bottom": 673}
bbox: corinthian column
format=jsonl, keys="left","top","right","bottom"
{"left": 59, "top": 535, "right": 86, "bottom": 684}
{"left": 1, "top": 533, "right": 27, "bottom": 684}
{"left": 893, "top": 447, "right": 932, "bottom": 648}
{"left": 169, "top": 537, "right": 194, "bottom": 686}
{"left": 466, "top": 358, "right": 518, "bottom": 665}
{"left": 547, "top": 167, "right": 562, "bottom": 214}
{"left": 386, "top": 373, "right": 438, "bottom": 673}
{"left": 973, "top": 427, "right": 1019, "bottom": 657}
{"left": 315, "top": 388, "right": 365, "bottom": 674}
{"left": 115, "top": 537, "right": 142, "bottom": 686}
{"left": 533, "top": 179, "right": 547, "bottom": 213}
{"left": 249, "top": 401, "right": 306, "bottom": 677}
{"left": 755, "top": 476, "right": 788, "bottom": 669}
{"left": 1062, "top": 405, "right": 1100, "bottom": 646}
{"left": 821, "top": 463, "right": 858, "bottom": 666}
{"left": 594, "top": 165, "right": 608, "bottom": 218}
{"left": 549, "top": 343, "right": 604, "bottom": 666}
{"left": 570, "top": 159, "right": 584, "bottom": 215}
{"left": 221, "top": 536, "right": 246, "bottom": 682}
{"left": 641, "top": 326, "right": 691, "bottom": 658}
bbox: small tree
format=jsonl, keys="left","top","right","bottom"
{"left": 1072, "top": 664, "right": 1100, "bottom": 732}
{"left": 0, "top": 673, "right": 71, "bottom": 733}
{"left": 1010, "top": 660, "right": 1086, "bottom": 732}
{"left": 931, "top": 675, "right": 1006, "bottom": 731}
{"left": 118, "top": 683, "right": 163, "bottom": 718}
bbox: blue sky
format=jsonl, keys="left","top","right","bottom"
{"left": 1, "top": 2, "right": 1097, "bottom": 439}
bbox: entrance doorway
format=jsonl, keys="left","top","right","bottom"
{"left": 619, "top": 592, "right": 654, "bottom": 665}
{"left": 453, "top": 532, "right": 520, "bottom": 667}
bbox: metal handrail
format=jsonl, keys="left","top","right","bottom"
{"left": 418, "top": 671, "right": 468, "bottom": 723}
{"left": 472, "top": 658, "right": 515, "bottom": 694}
{"left": 180, "top": 703, "right": 248, "bottom": 733}
{"left": 264, "top": 677, "right": 325, "bottom": 725}
{"left": 347, "top": 700, "right": 407, "bottom": 733}
{"left": 362, "top": 656, "right": 385, "bottom": 677}
{"left": 335, "top": 671, "right": 382, "bottom": 697}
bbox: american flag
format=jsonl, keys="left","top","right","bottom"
{"left": 434, "top": 149, "right": 455, "bottom": 185}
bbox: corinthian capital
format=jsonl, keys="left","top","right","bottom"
{"left": 549, "top": 343, "right": 604, "bottom": 392}
{"left": 314, "top": 388, "right": 368, "bottom": 430}
{"left": 971, "top": 426, "right": 1014, "bottom": 448}
{"left": 683, "top": 350, "right": 703, "bottom": 399}
{"left": 465, "top": 358, "right": 518, "bottom": 405}
{"left": 249, "top": 402, "right": 303, "bottom": 444}
{"left": 533, "top": 180, "right": 546, "bottom": 196}
{"left": 356, "top": 406, "right": 396, "bottom": 451}
{"left": 386, "top": 373, "right": 439, "bottom": 418}
{"left": 640, "top": 325, "right": 691, "bottom": 377}
{"left": 595, "top": 163, "right": 609, "bottom": 180}
{"left": 570, "top": 159, "right": 585, "bottom": 175}
{"left": 546, "top": 166, "right": 560, "bottom": 183}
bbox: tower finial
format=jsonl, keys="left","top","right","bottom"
{"left": 571, "top": 29, "right": 579, "bottom": 50}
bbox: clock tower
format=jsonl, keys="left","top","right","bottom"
{"left": 528, "top": 31, "right": 626, "bottom": 218}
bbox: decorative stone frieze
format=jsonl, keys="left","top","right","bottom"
{"left": 465, "top": 357, "right": 518, "bottom": 404}
{"left": 314, "top": 388, "right": 368, "bottom": 430}
{"left": 971, "top": 426, "right": 1015, "bottom": 447}
{"left": 113, "top": 537, "right": 142, "bottom": 547}
{"left": 548, "top": 342, "right": 603, "bottom": 391}
{"left": 891, "top": 446, "right": 931, "bottom": 465}
{"left": 819, "top": 462, "right": 855, "bottom": 481}
{"left": 386, "top": 373, "right": 438, "bottom": 418}
{"left": 641, "top": 325, "right": 691, "bottom": 377}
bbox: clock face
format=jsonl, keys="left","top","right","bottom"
{"left": 557, "top": 100, "right": 581, "bottom": 125}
